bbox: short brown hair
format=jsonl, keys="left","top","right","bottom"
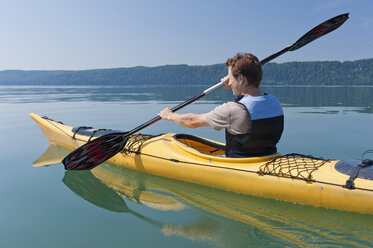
{"left": 226, "top": 53, "right": 262, "bottom": 87}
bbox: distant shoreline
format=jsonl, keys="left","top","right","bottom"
{"left": 1, "top": 59, "right": 372, "bottom": 86}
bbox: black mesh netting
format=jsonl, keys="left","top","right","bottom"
{"left": 258, "top": 153, "right": 330, "bottom": 180}
{"left": 121, "top": 134, "right": 158, "bottom": 155}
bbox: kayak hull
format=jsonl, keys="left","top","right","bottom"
{"left": 30, "top": 113, "right": 373, "bottom": 214}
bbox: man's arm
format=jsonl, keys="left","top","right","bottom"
{"left": 158, "top": 108, "right": 210, "bottom": 128}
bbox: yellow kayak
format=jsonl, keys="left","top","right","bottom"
{"left": 30, "top": 113, "right": 373, "bottom": 214}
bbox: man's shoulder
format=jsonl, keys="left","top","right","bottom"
{"left": 211, "top": 101, "right": 246, "bottom": 113}
{"left": 224, "top": 101, "right": 247, "bottom": 109}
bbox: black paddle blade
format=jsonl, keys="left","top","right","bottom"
{"left": 290, "top": 13, "right": 349, "bottom": 51}
{"left": 62, "top": 132, "right": 128, "bottom": 170}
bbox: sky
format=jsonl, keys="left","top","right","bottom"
{"left": 0, "top": 0, "right": 372, "bottom": 70}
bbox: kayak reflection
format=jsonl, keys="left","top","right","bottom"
{"left": 34, "top": 144, "right": 373, "bottom": 247}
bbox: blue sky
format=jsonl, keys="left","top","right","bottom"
{"left": 0, "top": 0, "right": 372, "bottom": 70}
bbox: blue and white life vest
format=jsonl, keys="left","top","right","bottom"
{"left": 225, "top": 94, "right": 284, "bottom": 157}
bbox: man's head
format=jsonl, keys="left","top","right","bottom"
{"left": 226, "top": 53, "right": 262, "bottom": 88}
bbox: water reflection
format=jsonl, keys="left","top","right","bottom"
{"left": 268, "top": 86, "right": 373, "bottom": 113}
{"left": 1, "top": 85, "right": 373, "bottom": 113}
{"left": 33, "top": 143, "right": 373, "bottom": 247}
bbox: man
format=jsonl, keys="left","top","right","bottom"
{"left": 158, "top": 53, "right": 284, "bottom": 157}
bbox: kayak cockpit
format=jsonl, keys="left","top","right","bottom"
{"left": 171, "top": 133, "right": 279, "bottom": 162}
{"left": 173, "top": 134, "right": 226, "bottom": 156}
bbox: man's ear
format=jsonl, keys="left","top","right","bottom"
{"left": 239, "top": 74, "right": 244, "bottom": 84}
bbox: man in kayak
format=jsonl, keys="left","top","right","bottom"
{"left": 158, "top": 53, "right": 284, "bottom": 157}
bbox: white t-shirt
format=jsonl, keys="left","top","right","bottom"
{"left": 205, "top": 102, "right": 251, "bottom": 135}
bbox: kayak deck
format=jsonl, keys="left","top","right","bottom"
{"left": 30, "top": 113, "right": 373, "bottom": 214}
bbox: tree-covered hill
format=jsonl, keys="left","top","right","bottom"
{"left": 0, "top": 59, "right": 372, "bottom": 85}
{"left": 262, "top": 59, "right": 373, "bottom": 85}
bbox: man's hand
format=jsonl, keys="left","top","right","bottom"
{"left": 221, "top": 75, "right": 231, "bottom": 89}
{"left": 158, "top": 108, "right": 174, "bottom": 121}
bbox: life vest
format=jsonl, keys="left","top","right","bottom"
{"left": 225, "top": 94, "right": 284, "bottom": 157}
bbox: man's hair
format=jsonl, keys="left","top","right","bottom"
{"left": 226, "top": 53, "right": 262, "bottom": 87}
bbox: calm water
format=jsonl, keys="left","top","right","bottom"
{"left": 1, "top": 85, "right": 373, "bottom": 247}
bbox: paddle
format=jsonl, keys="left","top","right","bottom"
{"left": 63, "top": 13, "right": 349, "bottom": 170}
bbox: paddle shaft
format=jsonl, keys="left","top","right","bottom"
{"left": 126, "top": 82, "right": 223, "bottom": 136}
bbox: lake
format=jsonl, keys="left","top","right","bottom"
{"left": 1, "top": 85, "right": 373, "bottom": 247}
